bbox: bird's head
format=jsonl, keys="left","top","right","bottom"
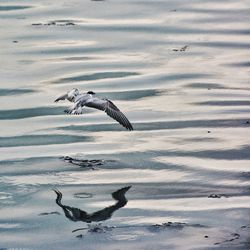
{"left": 87, "top": 91, "right": 96, "bottom": 95}
{"left": 68, "top": 88, "right": 79, "bottom": 96}
{"left": 71, "top": 88, "right": 80, "bottom": 96}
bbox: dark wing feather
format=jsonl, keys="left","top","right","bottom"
{"left": 105, "top": 99, "right": 120, "bottom": 111}
{"left": 106, "top": 107, "right": 133, "bottom": 130}
{"left": 84, "top": 98, "right": 106, "bottom": 111}
{"left": 85, "top": 98, "right": 133, "bottom": 131}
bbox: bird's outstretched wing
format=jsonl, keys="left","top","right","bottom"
{"left": 54, "top": 93, "right": 69, "bottom": 102}
{"left": 85, "top": 98, "right": 133, "bottom": 131}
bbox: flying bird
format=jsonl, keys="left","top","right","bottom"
{"left": 55, "top": 88, "right": 133, "bottom": 131}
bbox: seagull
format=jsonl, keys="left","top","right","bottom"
{"left": 55, "top": 88, "right": 133, "bottom": 131}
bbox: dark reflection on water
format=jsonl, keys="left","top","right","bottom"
{"left": 0, "top": 107, "right": 65, "bottom": 120}
{"left": 0, "top": 134, "right": 93, "bottom": 147}
{"left": 0, "top": 6, "right": 31, "bottom": 11}
{"left": 179, "top": 7, "right": 250, "bottom": 14}
{"left": 195, "top": 101, "right": 250, "bottom": 106}
{"left": 54, "top": 186, "right": 131, "bottom": 223}
{"left": 62, "top": 156, "right": 115, "bottom": 169}
{"left": 195, "top": 41, "right": 250, "bottom": 49}
{"left": 225, "top": 61, "right": 250, "bottom": 68}
{"left": 0, "top": 88, "right": 35, "bottom": 96}
{"left": 51, "top": 71, "right": 140, "bottom": 84}
{"left": 58, "top": 118, "right": 250, "bottom": 132}
{"left": 185, "top": 82, "right": 225, "bottom": 89}
{"left": 29, "top": 46, "right": 117, "bottom": 55}
{"left": 0, "top": 156, "right": 57, "bottom": 167}
{"left": 164, "top": 145, "right": 250, "bottom": 160}
{"left": 56, "top": 56, "right": 96, "bottom": 61}
{"left": 158, "top": 73, "right": 211, "bottom": 81}
{"left": 98, "top": 89, "right": 161, "bottom": 101}
{"left": 39, "top": 211, "right": 60, "bottom": 216}
{"left": 78, "top": 24, "right": 250, "bottom": 36}
{"left": 1, "top": 152, "right": 247, "bottom": 183}
{"left": 186, "top": 82, "right": 250, "bottom": 91}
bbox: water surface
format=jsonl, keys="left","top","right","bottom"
{"left": 0, "top": 0, "right": 250, "bottom": 249}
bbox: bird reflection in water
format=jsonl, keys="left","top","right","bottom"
{"left": 53, "top": 186, "right": 131, "bottom": 231}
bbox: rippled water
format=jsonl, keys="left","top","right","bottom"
{"left": 0, "top": 0, "right": 250, "bottom": 249}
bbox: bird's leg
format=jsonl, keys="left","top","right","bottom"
{"left": 65, "top": 101, "right": 85, "bottom": 115}
{"left": 64, "top": 104, "right": 76, "bottom": 114}
{"left": 64, "top": 102, "right": 80, "bottom": 114}
{"left": 75, "top": 105, "right": 83, "bottom": 115}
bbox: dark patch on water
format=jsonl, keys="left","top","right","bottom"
{"left": 195, "top": 41, "right": 250, "bottom": 49}
{"left": 224, "top": 61, "right": 250, "bottom": 68}
{"left": 182, "top": 137, "right": 219, "bottom": 143}
{"left": 0, "top": 88, "right": 35, "bottom": 96}
{"left": 185, "top": 82, "right": 225, "bottom": 89}
{"left": 57, "top": 118, "right": 250, "bottom": 132}
{"left": 62, "top": 156, "right": 115, "bottom": 169}
{"left": 159, "top": 73, "right": 211, "bottom": 82}
{"left": 57, "top": 56, "right": 96, "bottom": 61}
{"left": 78, "top": 23, "right": 249, "bottom": 36}
{"left": 73, "top": 221, "right": 206, "bottom": 236}
{"left": 208, "top": 194, "right": 229, "bottom": 198}
{"left": 39, "top": 211, "right": 60, "bottom": 216}
{"left": 180, "top": 7, "right": 250, "bottom": 15}
{"left": 195, "top": 101, "right": 250, "bottom": 106}
{"left": 172, "top": 45, "right": 189, "bottom": 52}
{"left": 185, "top": 82, "right": 250, "bottom": 91}
{"left": 30, "top": 46, "right": 117, "bottom": 55}
{"left": 0, "top": 134, "right": 93, "bottom": 147}
{"left": 0, "top": 106, "right": 67, "bottom": 120}
{"left": 240, "top": 172, "right": 250, "bottom": 178}
{"left": 0, "top": 6, "right": 31, "bottom": 11}
{"left": 190, "top": 16, "right": 245, "bottom": 24}
{"left": 148, "top": 222, "right": 187, "bottom": 232}
{"left": 74, "top": 224, "right": 115, "bottom": 236}
{"left": 147, "top": 222, "right": 206, "bottom": 232}
{"left": 98, "top": 89, "right": 161, "bottom": 101}
{"left": 51, "top": 71, "right": 140, "bottom": 84}
{"left": 167, "top": 145, "right": 250, "bottom": 160}
{"left": 32, "top": 20, "right": 76, "bottom": 26}
{"left": 214, "top": 232, "right": 240, "bottom": 245}
{"left": 0, "top": 156, "right": 57, "bottom": 166}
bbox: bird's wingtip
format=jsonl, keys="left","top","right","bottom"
{"left": 128, "top": 125, "right": 133, "bottom": 131}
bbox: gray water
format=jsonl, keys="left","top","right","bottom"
{"left": 0, "top": 0, "right": 250, "bottom": 249}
